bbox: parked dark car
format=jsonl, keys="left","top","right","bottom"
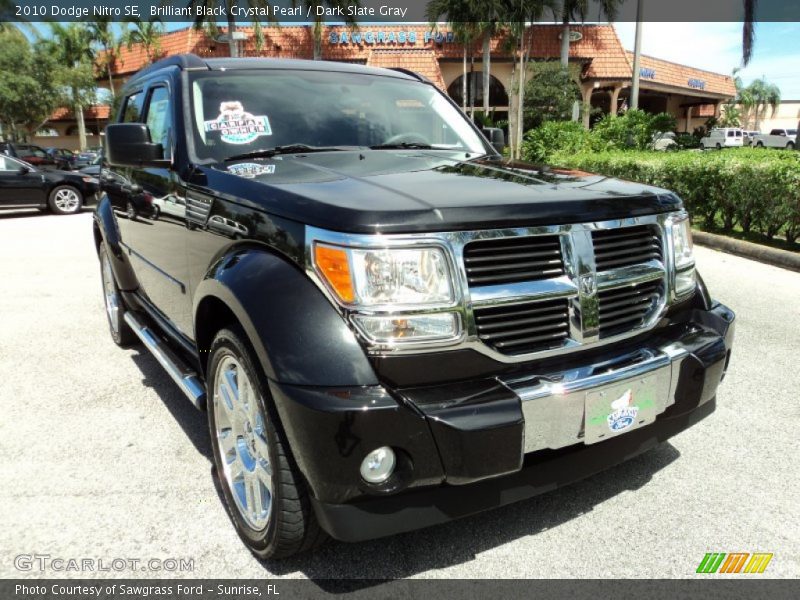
{"left": 0, "top": 154, "right": 99, "bottom": 214}
{"left": 74, "top": 147, "right": 102, "bottom": 168}
{"left": 95, "top": 55, "right": 735, "bottom": 559}
{"left": 45, "top": 147, "right": 78, "bottom": 170}
{"left": 1, "top": 142, "right": 57, "bottom": 168}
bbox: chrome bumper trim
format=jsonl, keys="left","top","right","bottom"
{"left": 502, "top": 343, "right": 690, "bottom": 453}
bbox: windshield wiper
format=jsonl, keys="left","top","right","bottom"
{"left": 369, "top": 142, "right": 434, "bottom": 150}
{"left": 224, "top": 144, "right": 348, "bottom": 162}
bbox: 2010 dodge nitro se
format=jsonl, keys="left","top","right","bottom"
{"left": 94, "top": 54, "right": 735, "bottom": 558}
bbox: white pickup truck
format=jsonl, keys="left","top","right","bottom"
{"left": 752, "top": 128, "right": 797, "bottom": 149}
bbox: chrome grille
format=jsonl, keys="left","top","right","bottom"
{"left": 473, "top": 298, "right": 570, "bottom": 355}
{"left": 592, "top": 225, "right": 662, "bottom": 271}
{"left": 462, "top": 235, "right": 564, "bottom": 286}
{"left": 597, "top": 280, "right": 662, "bottom": 338}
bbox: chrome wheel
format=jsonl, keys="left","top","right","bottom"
{"left": 53, "top": 187, "right": 80, "bottom": 213}
{"left": 213, "top": 355, "right": 273, "bottom": 531}
{"left": 101, "top": 253, "right": 119, "bottom": 335}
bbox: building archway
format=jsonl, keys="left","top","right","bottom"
{"left": 447, "top": 73, "right": 509, "bottom": 109}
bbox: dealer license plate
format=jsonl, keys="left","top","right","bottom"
{"left": 583, "top": 370, "right": 669, "bottom": 444}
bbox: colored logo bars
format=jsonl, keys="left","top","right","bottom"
{"left": 696, "top": 552, "right": 773, "bottom": 574}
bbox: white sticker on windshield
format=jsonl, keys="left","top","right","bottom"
{"left": 228, "top": 162, "right": 276, "bottom": 178}
{"left": 204, "top": 101, "right": 272, "bottom": 145}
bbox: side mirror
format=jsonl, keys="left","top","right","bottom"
{"left": 18, "top": 165, "right": 30, "bottom": 175}
{"left": 483, "top": 127, "right": 506, "bottom": 154}
{"left": 105, "top": 123, "right": 169, "bottom": 168}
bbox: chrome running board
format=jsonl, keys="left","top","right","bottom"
{"left": 123, "top": 312, "right": 207, "bottom": 410}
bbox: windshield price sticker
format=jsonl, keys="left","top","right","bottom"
{"left": 204, "top": 101, "right": 272, "bottom": 145}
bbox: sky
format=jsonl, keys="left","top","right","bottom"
{"left": 614, "top": 22, "right": 800, "bottom": 99}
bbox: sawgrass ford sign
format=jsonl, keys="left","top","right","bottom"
{"left": 329, "top": 30, "right": 456, "bottom": 45}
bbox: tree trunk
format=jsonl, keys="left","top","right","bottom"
{"left": 228, "top": 16, "right": 239, "bottom": 58}
{"left": 107, "top": 64, "right": 115, "bottom": 100}
{"left": 469, "top": 55, "right": 475, "bottom": 119}
{"left": 75, "top": 96, "right": 87, "bottom": 152}
{"left": 482, "top": 33, "right": 491, "bottom": 118}
{"left": 462, "top": 46, "right": 467, "bottom": 112}
{"left": 516, "top": 37, "right": 528, "bottom": 160}
{"left": 560, "top": 16, "right": 570, "bottom": 68}
{"left": 508, "top": 53, "right": 517, "bottom": 158}
{"left": 313, "top": 20, "right": 322, "bottom": 60}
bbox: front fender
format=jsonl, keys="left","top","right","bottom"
{"left": 93, "top": 195, "right": 138, "bottom": 291}
{"left": 193, "top": 248, "right": 379, "bottom": 387}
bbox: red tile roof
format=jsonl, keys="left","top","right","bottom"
{"left": 104, "top": 24, "right": 733, "bottom": 99}
{"left": 366, "top": 49, "right": 446, "bottom": 90}
{"left": 49, "top": 105, "right": 111, "bottom": 121}
{"left": 626, "top": 51, "right": 736, "bottom": 97}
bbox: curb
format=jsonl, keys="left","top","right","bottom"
{"left": 693, "top": 230, "right": 800, "bottom": 273}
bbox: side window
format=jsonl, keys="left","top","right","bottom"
{"left": 145, "top": 86, "right": 172, "bottom": 160}
{"left": 122, "top": 92, "right": 144, "bottom": 123}
{"left": 727, "top": 130, "right": 734, "bottom": 137}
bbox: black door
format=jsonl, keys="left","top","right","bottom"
{"left": 0, "top": 156, "right": 47, "bottom": 207}
{"left": 114, "top": 83, "right": 194, "bottom": 337}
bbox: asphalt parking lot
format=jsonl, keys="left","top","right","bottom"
{"left": 1, "top": 210, "right": 798, "bottom": 580}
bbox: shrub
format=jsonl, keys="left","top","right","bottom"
{"left": 548, "top": 148, "right": 800, "bottom": 245}
{"left": 520, "top": 120, "right": 590, "bottom": 164}
{"left": 590, "top": 109, "right": 677, "bottom": 151}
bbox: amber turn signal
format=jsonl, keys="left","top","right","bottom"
{"left": 314, "top": 244, "right": 355, "bottom": 303}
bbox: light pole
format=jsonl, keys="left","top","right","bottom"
{"left": 630, "top": 0, "right": 644, "bottom": 110}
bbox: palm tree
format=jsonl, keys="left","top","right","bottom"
{"left": 47, "top": 23, "right": 96, "bottom": 151}
{"left": 187, "top": 1, "right": 275, "bottom": 57}
{"left": 88, "top": 17, "right": 125, "bottom": 100}
{"left": 299, "top": 1, "right": 361, "bottom": 60}
{"left": 742, "top": 77, "right": 780, "bottom": 130}
{"left": 474, "top": 0, "right": 507, "bottom": 118}
{"left": 506, "top": 0, "right": 558, "bottom": 159}
{"left": 558, "top": 0, "right": 623, "bottom": 67}
{"left": 742, "top": 0, "right": 756, "bottom": 66}
{"left": 426, "top": 0, "right": 481, "bottom": 114}
{"left": 124, "top": 19, "right": 164, "bottom": 64}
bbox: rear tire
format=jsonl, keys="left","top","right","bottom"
{"left": 756, "top": 141, "right": 764, "bottom": 148}
{"left": 99, "top": 243, "right": 137, "bottom": 347}
{"left": 48, "top": 185, "right": 82, "bottom": 215}
{"left": 787, "top": 141, "right": 795, "bottom": 150}
{"left": 715, "top": 143, "right": 722, "bottom": 150}
{"left": 207, "top": 326, "right": 326, "bottom": 559}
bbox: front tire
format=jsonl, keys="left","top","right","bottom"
{"left": 99, "top": 243, "right": 137, "bottom": 347}
{"left": 49, "top": 185, "right": 82, "bottom": 215}
{"left": 207, "top": 327, "right": 326, "bottom": 559}
{"left": 787, "top": 141, "right": 795, "bottom": 150}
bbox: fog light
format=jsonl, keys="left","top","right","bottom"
{"left": 359, "top": 446, "right": 396, "bottom": 484}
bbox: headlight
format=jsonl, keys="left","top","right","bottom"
{"left": 671, "top": 215, "right": 696, "bottom": 296}
{"left": 313, "top": 242, "right": 460, "bottom": 343}
{"left": 314, "top": 244, "right": 453, "bottom": 307}
{"left": 82, "top": 177, "right": 99, "bottom": 185}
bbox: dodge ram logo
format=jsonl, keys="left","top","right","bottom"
{"left": 579, "top": 274, "right": 597, "bottom": 296}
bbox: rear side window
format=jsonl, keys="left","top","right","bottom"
{"left": 122, "top": 92, "right": 144, "bottom": 123}
{"left": 145, "top": 86, "right": 172, "bottom": 160}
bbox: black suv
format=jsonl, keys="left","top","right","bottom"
{"left": 95, "top": 55, "right": 735, "bottom": 559}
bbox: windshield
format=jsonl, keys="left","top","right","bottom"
{"left": 189, "top": 69, "right": 487, "bottom": 162}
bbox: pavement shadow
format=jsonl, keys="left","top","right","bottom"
{"left": 128, "top": 347, "right": 212, "bottom": 460}
{"left": 125, "top": 345, "right": 681, "bottom": 586}
{"left": 262, "top": 442, "right": 682, "bottom": 587}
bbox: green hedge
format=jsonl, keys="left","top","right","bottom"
{"left": 551, "top": 149, "right": 800, "bottom": 244}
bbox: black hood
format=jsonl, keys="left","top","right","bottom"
{"left": 199, "top": 150, "right": 681, "bottom": 234}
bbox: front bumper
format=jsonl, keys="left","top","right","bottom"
{"left": 269, "top": 301, "right": 734, "bottom": 542}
